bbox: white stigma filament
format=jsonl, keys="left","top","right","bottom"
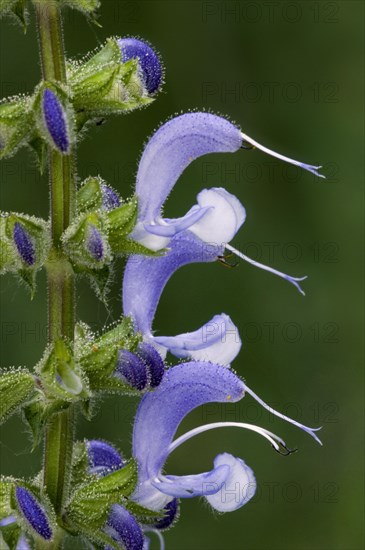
{"left": 245, "top": 385, "right": 323, "bottom": 445}
{"left": 240, "top": 131, "right": 326, "bottom": 179}
{"left": 168, "top": 421, "right": 289, "bottom": 455}
{"left": 225, "top": 243, "right": 307, "bottom": 296}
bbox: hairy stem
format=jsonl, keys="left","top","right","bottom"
{"left": 35, "top": 0, "right": 76, "bottom": 529}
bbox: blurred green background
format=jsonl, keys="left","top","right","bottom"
{"left": 1, "top": 1, "right": 364, "bottom": 549}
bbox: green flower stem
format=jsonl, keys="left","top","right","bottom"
{"left": 35, "top": 0, "right": 76, "bottom": 531}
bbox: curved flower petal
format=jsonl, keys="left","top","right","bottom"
{"left": 86, "top": 439, "right": 125, "bottom": 476}
{"left": 189, "top": 188, "right": 246, "bottom": 244}
{"left": 205, "top": 453, "right": 256, "bottom": 512}
{"left": 153, "top": 464, "right": 229, "bottom": 498}
{"left": 132, "top": 361, "right": 245, "bottom": 505}
{"left": 123, "top": 231, "right": 221, "bottom": 334}
{"left": 135, "top": 113, "right": 242, "bottom": 222}
{"left": 105, "top": 504, "right": 144, "bottom": 550}
{"left": 154, "top": 313, "right": 241, "bottom": 366}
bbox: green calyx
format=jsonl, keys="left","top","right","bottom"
{"left": 65, "top": 459, "right": 138, "bottom": 530}
{"left": 0, "top": 213, "right": 51, "bottom": 295}
{"left": 75, "top": 317, "right": 141, "bottom": 392}
{"left": 0, "top": 96, "right": 33, "bottom": 159}
{"left": 0, "top": 368, "right": 35, "bottom": 424}
{"left": 68, "top": 38, "right": 153, "bottom": 122}
{"left": 36, "top": 339, "right": 90, "bottom": 402}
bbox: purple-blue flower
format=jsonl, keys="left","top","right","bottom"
{"left": 118, "top": 38, "right": 162, "bottom": 95}
{"left": 15, "top": 486, "right": 52, "bottom": 540}
{"left": 42, "top": 89, "right": 69, "bottom": 154}
{"left": 123, "top": 231, "right": 242, "bottom": 366}
{"left": 129, "top": 112, "right": 324, "bottom": 295}
{"left": 131, "top": 362, "right": 321, "bottom": 513}
{"left": 13, "top": 222, "right": 35, "bottom": 266}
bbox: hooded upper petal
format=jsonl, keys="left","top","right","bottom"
{"left": 132, "top": 362, "right": 245, "bottom": 498}
{"left": 135, "top": 113, "right": 242, "bottom": 222}
{"left": 123, "top": 231, "right": 221, "bottom": 334}
{"left": 154, "top": 313, "right": 242, "bottom": 366}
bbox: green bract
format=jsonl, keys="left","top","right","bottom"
{"left": 0, "top": 96, "right": 33, "bottom": 159}
{"left": 0, "top": 368, "right": 35, "bottom": 424}
{"left": 65, "top": 459, "right": 137, "bottom": 529}
{"left": 75, "top": 318, "right": 141, "bottom": 392}
{"left": 68, "top": 38, "right": 153, "bottom": 123}
{"left": 0, "top": 213, "right": 50, "bottom": 295}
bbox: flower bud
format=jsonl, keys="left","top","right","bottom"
{"left": 15, "top": 486, "right": 52, "bottom": 541}
{"left": 1, "top": 213, "right": 50, "bottom": 294}
{"left": 137, "top": 343, "right": 164, "bottom": 388}
{"left": 75, "top": 318, "right": 141, "bottom": 392}
{"left": 62, "top": 212, "right": 111, "bottom": 270}
{"left": 13, "top": 222, "right": 35, "bottom": 266}
{"left": 154, "top": 498, "right": 179, "bottom": 530}
{"left": 68, "top": 37, "right": 161, "bottom": 119}
{"left": 115, "top": 350, "right": 148, "bottom": 391}
{"left": 86, "top": 440, "right": 125, "bottom": 477}
{"left": 77, "top": 176, "right": 121, "bottom": 214}
{"left": 101, "top": 184, "right": 120, "bottom": 211}
{"left": 118, "top": 38, "right": 162, "bottom": 96}
{"left": 42, "top": 88, "right": 70, "bottom": 154}
{"left": 105, "top": 504, "right": 144, "bottom": 550}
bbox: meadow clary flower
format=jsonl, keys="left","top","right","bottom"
{"left": 131, "top": 112, "right": 323, "bottom": 294}
{"left": 131, "top": 361, "right": 323, "bottom": 515}
{"left": 123, "top": 230, "right": 242, "bottom": 366}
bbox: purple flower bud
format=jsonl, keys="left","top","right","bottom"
{"left": 105, "top": 504, "right": 144, "bottom": 550}
{"left": 101, "top": 184, "right": 121, "bottom": 211}
{"left": 42, "top": 89, "right": 69, "bottom": 153}
{"left": 15, "top": 486, "right": 52, "bottom": 541}
{"left": 13, "top": 222, "right": 35, "bottom": 266}
{"left": 154, "top": 498, "right": 179, "bottom": 530}
{"left": 118, "top": 38, "right": 162, "bottom": 95}
{"left": 86, "top": 224, "right": 104, "bottom": 261}
{"left": 86, "top": 439, "right": 125, "bottom": 476}
{"left": 115, "top": 350, "right": 148, "bottom": 391}
{"left": 137, "top": 343, "right": 164, "bottom": 388}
